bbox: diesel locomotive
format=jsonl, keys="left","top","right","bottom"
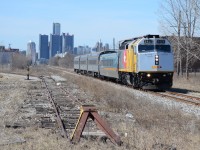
{"left": 74, "top": 35, "right": 174, "bottom": 90}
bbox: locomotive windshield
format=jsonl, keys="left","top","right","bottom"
{"left": 156, "top": 45, "right": 171, "bottom": 52}
{"left": 138, "top": 45, "right": 154, "bottom": 52}
{"left": 138, "top": 45, "right": 171, "bottom": 53}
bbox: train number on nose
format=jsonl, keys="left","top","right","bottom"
{"left": 152, "top": 65, "right": 162, "bottom": 69}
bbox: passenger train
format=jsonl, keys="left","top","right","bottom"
{"left": 74, "top": 35, "right": 174, "bottom": 90}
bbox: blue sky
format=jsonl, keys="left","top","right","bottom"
{"left": 0, "top": 0, "right": 161, "bottom": 51}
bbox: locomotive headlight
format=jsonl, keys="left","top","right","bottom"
{"left": 147, "top": 73, "right": 151, "bottom": 77}
{"left": 155, "top": 55, "right": 159, "bottom": 65}
{"left": 163, "top": 74, "right": 166, "bottom": 77}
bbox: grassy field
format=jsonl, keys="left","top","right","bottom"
{"left": 0, "top": 66, "right": 200, "bottom": 149}
{"left": 56, "top": 68, "right": 200, "bottom": 150}
{"left": 173, "top": 73, "right": 200, "bottom": 92}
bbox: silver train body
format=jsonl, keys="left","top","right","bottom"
{"left": 74, "top": 35, "right": 174, "bottom": 90}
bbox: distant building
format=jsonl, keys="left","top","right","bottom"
{"left": 104, "top": 43, "right": 109, "bottom": 51}
{"left": 27, "top": 40, "right": 36, "bottom": 64}
{"left": 40, "top": 23, "right": 75, "bottom": 58}
{"left": 62, "top": 33, "right": 74, "bottom": 54}
{"left": 50, "top": 34, "right": 61, "bottom": 57}
{"left": 73, "top": 47, "right": 77, "bottom": 55}
{"left": 92, "top": 41, "right": 109, "bottom": 52}
{"left": 53, "top": 23, "right": 61, "bottom": 35}
{"left": 77, "top": 45, "right": 91, "bottom": 55}
{"left": 0, "top": 45, "right": 19, "bottom": 53}
{"left": 55, "top": 52, "right": 68, "bottom": 58}
{"left": 19, "top": 50, "right": 26, "bottom": 56}
{"left": 39, "top": 34, "right": 49, "bottom": 59}
{"left": 0, "top": 45, "right": 19, "bottom": 66}
{"left": 0, "top": 46, "right": 5, "bottom": 52}
{"left": 95, "top": 41, "right": 103, "bottom": 52}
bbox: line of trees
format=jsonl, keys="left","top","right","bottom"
{"left": 0, "top": 52, "right": 28, "bottom": 70}
{"left": 49, "top": 53, "right": 74, "bottom": 68}
{"left": 159, "top": 0, "right": 200, "bottom": 79}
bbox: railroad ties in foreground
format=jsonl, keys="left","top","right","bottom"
{"left": 40, "top": 76, "right": 122, "bottom": 146}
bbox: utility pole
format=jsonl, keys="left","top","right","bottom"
{"left": 113, "top": 38, "right": 115, "bottom": 51}
{"left": 27, "top": 65, "right": 30, "bottom": 80}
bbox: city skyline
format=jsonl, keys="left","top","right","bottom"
{"left": 0, "top": 0, "right": 160, "bottom": 51}
{"left": 39, "top": 23, "right": 74, "bottom": 59}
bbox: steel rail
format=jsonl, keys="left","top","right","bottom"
{"left": 41, "top": 77, "right": 68, "bottom": 138}
{"left": 165, "top": 91, "right": 200, "bottom": 101}
{"left": 48, "top": 66, "right": 200, "bottom": 106}
{"left": 149, "top": 91, "right": 200, "bottom": 106}
{"left": 59, "top": 86, "right": 83, "bottom": 105}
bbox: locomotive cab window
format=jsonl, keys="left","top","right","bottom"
{"left": 156, "top": 45, "right": 171, "bottom": 52}
{"left": 138, "top": 45, "right": 154, "bottom": 53}
{"left": 126, "top": 44, "right": 128, "bottom": 49}
{"left": 138, "top": 44, "right": 171, "bottom": 53}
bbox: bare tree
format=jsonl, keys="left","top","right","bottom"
{"left": 58, "top": 53, "right": 74, "bottom": 68}
{"left": 49, "top": 56, "right": 60, "bottom": 66}
{"left": 12, "top": 53, "right": 29, "bottom": 69}
{"left": 159, "top": 0, "right": 200, "bottom": 79}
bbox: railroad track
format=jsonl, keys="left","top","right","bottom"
{"left": 49, "top": 66, "right": 200, "bottom": 107}
{"left": 149, "top": 91, "right": 200, "bottom": 106}
{"left": 40, "top": 76, "right": 83, "bottom": 138}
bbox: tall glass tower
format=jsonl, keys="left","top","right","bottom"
{"left": 62, "top": 33, "right": 74, "bottom": 54}
{"left": 50, "top": 34, "right": 62, "bottom": 57}
{"left": 53, "top": 23, "right": 60, "bottom": 35}
{"left": 39, "top": 34, "right": 49, "bottom": 59}
{"left": 27, "top": 40, "right": 36, "bottom": 64}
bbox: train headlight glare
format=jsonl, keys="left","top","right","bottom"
{"left": 147, "top": 74, "right": 151, "bottom": 77}
{"left": 163, "top": 74, "right": 166, "bottom": 77}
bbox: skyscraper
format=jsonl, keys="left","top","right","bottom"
{"left": 27, "top": 40, "right": 36, "bottom": 64}
{"left": 53, "top": 23, "right": 61, "bottom": 35}
{"left": 39, "top": 34, "right": 49, "bottom": 59}
{"left": 62, "top": 33, "right": 74, "bottom": 54}
{"left": 50, "top": 34, "right": 61, "bottom": 57}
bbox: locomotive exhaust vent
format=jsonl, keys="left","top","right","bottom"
{"left": 155, "top": 55, "right": 159, "bottom": 65}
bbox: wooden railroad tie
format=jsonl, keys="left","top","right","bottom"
{"left": 71, "top": 105, "right": 122, "bottom": 146}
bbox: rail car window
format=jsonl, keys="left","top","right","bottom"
{"left": 74, "top": 61, "right": 79, "bottom": 64}
{"left": 88, "top": 60, "right": 97, "bottom": 64}
{"left": 156, "top": 45, "right": 171, "bottom": 52}
{"left": 101, "top": 59, "right": 114, "bottom": 66}
{"left": 80, "top": 60, "right": 86, "bottom": 64}
{"left": 138, "top": 45, "right": 154, "bottom": 53}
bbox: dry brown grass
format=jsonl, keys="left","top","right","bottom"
{"left": 173, "top": 73, "right": 200, "bottom": 92}
{"left": 3, "top": 66, "right": 199, "bottom": 149}
{"left": 56, "top": 69, "right": 200, "bottom": 150}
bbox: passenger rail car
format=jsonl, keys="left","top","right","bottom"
{"left": 74, "top": 35, "right": 174, "bottom": 90}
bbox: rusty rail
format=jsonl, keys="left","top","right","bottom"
{"left": 41, "top": 77, "right": 68, "bottom": 138}
{"left": 58, "top": 85, "right": 83, "bottom": 105}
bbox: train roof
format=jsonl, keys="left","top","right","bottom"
{"left": 75, "top": 50, "right": 117, "bottom": 58}
{"left": 119, "top": 35, "right": 162, "bottom": 50}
